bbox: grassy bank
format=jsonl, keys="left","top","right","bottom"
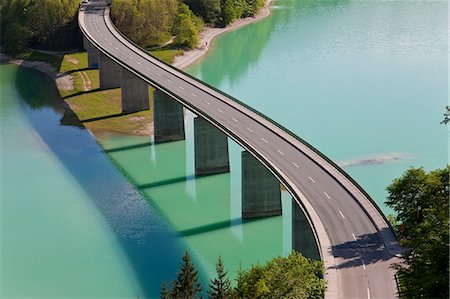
{"left": 17, "top": 48, "right": 182, "bottom": 138}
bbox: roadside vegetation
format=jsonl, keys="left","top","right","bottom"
{"left": 161, "top": 251, "right": 326, "bottom": 299}
{"left": 386, "top": 166, "right": 449, "bottom": 299}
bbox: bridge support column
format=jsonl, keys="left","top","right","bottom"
{"left": 292, "top": 200, "right": 321, "bottom": 260}
{"left": 99, "top": 52, "right": 121, "bottom": 89}
{"left": 242, "top": 151, "right": 282, "bottom": 218}
{"left": 194, "top": 117, "right": 230, "bottom": 176}
{"left": 153, "top": 90, "right": 185, "bottom": 143}
{"left": 83, "top": 37, "right": 99, "bottom": 69}
{"left": 121, "top": 68, "right": 149, "bottom": 113}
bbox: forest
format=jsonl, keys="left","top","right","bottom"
{"left": 0, "top": 0, "right": 266, "bottom": 53}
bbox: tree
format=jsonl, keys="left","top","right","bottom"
{"left": 441, "top": 105, "right": 450, "bottom": 124}
{"left": 386, "top": 166, "right": 449, "bottom": 298}
{"left": 170, "top": 251, "right": 202, "bottom": 298}
{"left": 160, "top": 280, "right": 170, "bottom": 299}
{"left": 234, "top": 251, "right": 326, "bottom": 298}
{"left": 208, "top": 256, "right": 231, "bottom": 298}
{"left": 174, "top": 4, "right": 201, "bottom": 49}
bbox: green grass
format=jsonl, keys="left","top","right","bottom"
{"left": 57, "top": 50, "right": 155, "bottom": 137}
{"left": 14, "top": 50, "right": 63, "bottom": 69}
{"left": 148, "top": 48, "right": 183, "bottom": 64}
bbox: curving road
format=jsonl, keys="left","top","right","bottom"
{"left": 79, "top": 1, "right": 401, "bottom": 298}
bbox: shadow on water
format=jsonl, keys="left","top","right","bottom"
{"left": 331, "top": 229, "right": 398, "bottom": 269}
{"left": 13, "top": 65, "right": 195, "bottom": 298}
{"left": 179, "top": 217, "right": 263, "bottom": 237}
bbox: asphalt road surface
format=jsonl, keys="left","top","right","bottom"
{"left": 80, "top": 3, "right": 401, "bottom": 298}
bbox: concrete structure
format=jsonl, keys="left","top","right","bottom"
{"left": 241, "top": 151, "right": 282, "bottom": 218}
{"left": 99, "top": 52, "right": 121, "bottom": 89}
{"left": 83, "top": 36, "right": 99, "bottom": 69}
{"left": 153, "top": 90, "right": 185, "bottom": 143}
{"left": 80, "top": 5, "right": 403, "bottom": 297}
{"left": 292, "top": 200, "right": 321, "bottom": 260}
{"left": 121, "top": 68, "right": 150, "bottom": 113}
{"left": 194, "top": 117, "right": 230, "bottom": 176}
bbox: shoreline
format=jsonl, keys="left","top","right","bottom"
{"left": 0, "top": 53, "right": 74, "bottom": 91}
{"left": 173, "top": 0, "right": 273, "bottom": 70}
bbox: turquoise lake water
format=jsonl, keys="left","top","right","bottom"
{"left": 1, "top": 0, "right": 448, "bottom": 297}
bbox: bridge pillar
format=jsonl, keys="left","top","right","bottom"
{"left": 241, "top": 151, "right": 282, "bottom": 218}
{"left": 292, "top": 200, "right": 321, "bottom": 260}
{"left": 153, "top": 90, "right": 185, "bottom": 143}
{"left": 194, "top": 117, "right": 230, "bottom": 176}
{"left": 83, "top": 37, "right": 99, "bottom": 69}
{"left": 121, "top": 68, "right": 150, "bottom": 113}
{"left": 99, "top": 52, "right": 121, "bottom": 89}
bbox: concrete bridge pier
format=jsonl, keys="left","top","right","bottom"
{"left": 153, "top": 90, "right": 185, "bottom": 143}
{"left": 241, "top": 151, "right": 282, "bottom": 218}
{"left": 83, "top": 37, "right": 99, "bottom": 69}
{"left": 194, "top": 117, "right": 230, "bottom": 176}
{"left": 121, "top": 68, "right": 149, "bottom": 113}
{"left": 99, "top": 52, "right": 121, "bottom": 89}
{"left": 292, "top": 201, "right": 321, "bottom": 260}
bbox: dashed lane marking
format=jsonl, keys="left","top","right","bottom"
{"left": 217, "top": 109, "right": 224, "bottom": 113}
{"left": 246, "top": 127, "right": 254, "bottom": 133}
{"left": 324, "top": 192, "right": 331, "bottom": 199}
{"left": 232, "top": 117, "right": 239, "bottom": 123}
{"left": 292, "top": 162, "right": 299, "bottom": 168}
{"left": 352, "top": 233, "right": 357, "bottom": 241}
{"left": 277, "top": 149, "right": 284, "bottom": 156}
{"left": 261, "top": 138, "right": 268, "bottom": 143}
{"left": 308, "top": 176, "right": 316, "bottom": 183}
{"left": 339, "top": 210, "right": 346, "bottom": 219}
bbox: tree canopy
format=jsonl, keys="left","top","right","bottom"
{"left": 386, "top": 166, "right": 449, "bottom": 298}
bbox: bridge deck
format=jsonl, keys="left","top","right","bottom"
{"left": 79, "top": 4, "right": 401, "bottom": 298}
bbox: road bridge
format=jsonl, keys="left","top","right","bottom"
{"left": 79, "top": 2, "right": 402, "bottom": 298}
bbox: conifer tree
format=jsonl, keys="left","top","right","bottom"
{"left": 208, "top": 256, "right": 231, "bottom": 298}
{"left": 160, "top": 280, "right": 170, "bottom": 299}
{"left": 170, "top": 251, "right": 202, "bottom": 298}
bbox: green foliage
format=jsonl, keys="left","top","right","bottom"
{"left": 208, "top": 256, "right": 232, "bottom": 298}
{"left": 160, "top": 281, "right": 170, "bottom": 299}
{"left": 185, "top": 0, "right": 221, "bottom": 25}
{"left": 235, "top": 251, "right": 326, "bottom": 298}
{"left": 0, "top": 0, "right": 80, "bottom": 53}
{"left": 174, "top": 4, "right": 201, "bottom": 49}
{"left": 386, "top": 166, "right": 449, "bottom": 298}
{"left": 169, "top": 251, "right": 203, "bottom": 298}
{"left": 441, "top": 105, "right": 450, "bottom": 124}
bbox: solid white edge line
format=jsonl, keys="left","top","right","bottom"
{"left": 339, "top": 210, "right": 346, "bottom": 219}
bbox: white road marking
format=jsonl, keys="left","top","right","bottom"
{"left": 277, "top": 149, "right": 284, "bottom": 156}
{"left": 191, "top": 93, "right": 197, "bottom": 97}
{"left": 246, "top": 127, "right": 254, "bottom": 133}
{"left": 232, "top": 117, "right": 239, "bottom": 123}
{"left": 167, "top": 79, "right": 172, "bottom": 83}
{"left": 137, "top": 61, "right": 141, "bottom": 65}
{"left": 308, "top": 176, "right": 316, "bottom": 183}
{"left": 105, "top": 38, "right": 108, "bottom": 41}
{"left": 114, "top": 47, "right": 118, "bottom": 50}
{"left": 178, "top": 85, "right": 184, "bottom": 90}
{"left": 217, "top": 108, "right": 224, "bottom": 113}
{"left": 156, "top": 73, "right": 161, "bottom": 77}
{"left": 339, "top": 210, "right": 346, "bottom": 219}
{"left": 362, "top": 260, "right": 366, "bottom": 270}
{"left": 352, "top": 233, "right": 357, "bottom": 241}
{"left": 367, "top": 287, "right": 371, "bottom": 299}
{"left": 261, "top": 138, "right": 268, "bottom": 144}
{"left": 292, "top": 162, "right": 299, "bottom": 168}
{"left": 324, "top": 192, "right": 331, "bottom": 199}
{"left": 204, "top": 100, "right": 210, "bottom": 105}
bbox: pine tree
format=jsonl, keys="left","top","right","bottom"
{"left": 170, "top": 251, "right": 202, "bottom": 298}
{"left": 208, "top": 256, "right": 231, "bottom": 299}
{"left": 160, "top": 280, "right": 170, "bottom": 299}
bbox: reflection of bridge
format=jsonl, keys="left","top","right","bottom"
{"left": 79, "top": 2, "right": 401, "bottom": 298}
